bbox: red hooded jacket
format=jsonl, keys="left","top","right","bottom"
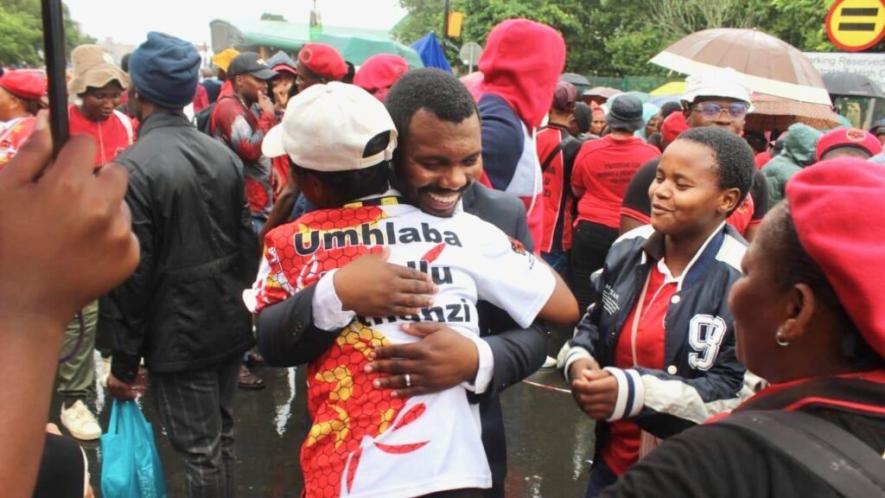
{"left": 476, "top": 19, "right": 566, "bottom": 250}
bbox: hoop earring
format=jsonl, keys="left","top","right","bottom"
{"left": 775, "top": 328, "right": 790, "bottom": 347}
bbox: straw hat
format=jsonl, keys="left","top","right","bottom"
{"left": 67, "top": 45, "right": 129, "bottom": 96}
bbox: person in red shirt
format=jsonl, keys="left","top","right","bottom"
{"left": 60, "top": 45, "right": 134, "bottom": 442}
{"left": 537, "top": 81, "right": 582, "bottom": 280}
{"left": 567, "top": 127, "right": 755, "bottom": 496}
{"left": 67, "top": 45, "right": 134, "bottom": 168}
{"left": 571, "top": 94, "right": 661, "bottom": 311}
{"left": 0, "top": 70, "right": 46, "bottom": 169}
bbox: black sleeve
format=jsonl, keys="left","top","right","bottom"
{"left": 600, "top": 423, "right": 832, "bottom": 498}
{"left": 255, "top": 283, "right": 338, "bottom": 367}
{"left": 750, "top": 170, "right": 770, "bottom": 222}
{"left": 620, "top": 160, "right": 659, "bottom": 223}
{"left": 483, "top": 321, "right": 547, "bottom": 394}
{"left": 512, "top": 198, "right": 534, "bottom": 254}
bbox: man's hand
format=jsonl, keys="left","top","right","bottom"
{"left": 365, "top": 322, "right": 479, "bottom": 398}
{"left": 257, "top": 91, "right": 275, "bottom": 116}
{"left": 0, "top": 112, "right": 139, "bottom": 329}
{"left": 334, "top": 247, "right": 437, "bottom": 317}
{"left": 570, "top": 368, "right": 618, "bottom": 420}
{"left": 107, "top": 374, "right": 140, "bottom": 401}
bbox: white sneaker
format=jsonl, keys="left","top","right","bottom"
{"left": 60, "top": 400, "right": 102, "bottom": 440}
{"left": 542, "top": 355, "right": 558, "bottom": 368}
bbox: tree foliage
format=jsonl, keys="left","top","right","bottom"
{"left": 393, "top": 0, "right": 855, "bottom": 76}
{"left": 0, "top": 0, "right": 95, "bottom": 67}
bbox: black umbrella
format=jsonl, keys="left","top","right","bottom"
{"left": 561, "top": 72, "right": 590, "bottom": 87}
{"left": 822, "top": 72, "right": 885, "bottom": 99}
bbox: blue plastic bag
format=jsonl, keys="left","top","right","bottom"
{"left": 100, "top": 399, "right": 167, "bottom": 498}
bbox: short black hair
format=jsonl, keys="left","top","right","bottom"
{"left": 676, "top": 126, "right": 755, "bottom": 205}
{"left": 385, "top": 68, "right": 478, "bottom": 151}
{"left": 743, "top": 131, "right": 768, "bottom": 153}
{"left": 660, "top": 101, "right": 681, "bottom": 119}
{"left": 574, "top": 102, "right": 592, "bottom": 134}
{"left": 766, "top": 203, "right": 882, "bottom": 368}
{"left": 290, "top": 131, "right": 392, "bottom": 204}
{"left": 121, "top": 53, "right": 131, "bottom": 73}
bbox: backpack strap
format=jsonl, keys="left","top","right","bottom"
{"left": 719, "top": 410, "right": 885, "bottom": 497}
{"left": 540, "top": 142, "right": 564, "bottom": 172}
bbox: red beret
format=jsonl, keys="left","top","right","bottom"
{"left": 661, "top": 111, "right": 688, "bottom": 143}
{"left": 353, "top": 54, "right": 408, "bottom": 102}
{"left": 786, "top": 157, "right": 885, "bottom": 358}
{"left": 298, "top": 43, "right": 347, "bottom": 81}
{"left": 815, "top": 127, "right": 882, "bottom": 161}
{"left": 0, "top": 70, "right": 47, "bottom": 101}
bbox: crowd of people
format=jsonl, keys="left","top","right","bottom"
{"left": 0, "top": 15, "right": 883, "bottom": 498}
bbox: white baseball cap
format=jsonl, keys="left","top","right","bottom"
{"left": 681, "top": 67, "right": 753, "bottom": 111}
{"left": 262, "top": 82, "right": 397, "bottom": 172}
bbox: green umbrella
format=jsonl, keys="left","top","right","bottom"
{"left": 317, "top": 33, "right": 423, "bottom": 68}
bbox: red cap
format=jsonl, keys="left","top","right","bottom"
{"left": 0, "top": 70, "right": 47, "bottom": 101}
{"left": 272, "top": 64, "right": 298, "bottom": 77}
{"left": 298, "top": 43, "right": 347, "bottom": 81}
{"left": 815, "top": 128, "right": 882, "bottom": 161}
{"left": 661, "top": 111, "right": 689, "bottom": 143}
{"left": 786, "top": 158, "right": 885, "bottom": 358}
{"left": 353, "top": 54, "right": 408, "bottom": 102}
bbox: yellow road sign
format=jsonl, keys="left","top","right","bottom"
{"left": 826, "top": 0, "right": 885, "bottom": 51}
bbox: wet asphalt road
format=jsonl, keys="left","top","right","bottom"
{"left": 52, "top": 355, "right": 593, "bottom": 497}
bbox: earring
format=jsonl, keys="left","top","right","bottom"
{"left": 775, "top": 327, "right": 790, "bottom": 347}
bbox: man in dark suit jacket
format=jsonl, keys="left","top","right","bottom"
{"left": 255, "top": 69, "right": 551, "bottom": 497}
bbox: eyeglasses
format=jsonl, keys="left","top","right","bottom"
{"left": 692, "top": 102, "right": 750, "bottom": 119}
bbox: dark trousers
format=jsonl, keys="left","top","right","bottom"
{"left": 571, "top": 221, "right": 619, "bottom": 313}
{"left": 151, "top": 355, "right": 241, "bottom": 498}
{"left": 585, "top": 459, "right": 618, "bottom": 498}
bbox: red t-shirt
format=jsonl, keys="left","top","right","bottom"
{"left": 572, "top": 135, "right": 660, "bottom": 229}
{"left": 69, "top": 106, "right": 134, "bottom": 167}
{"left": 754, "top": 151, "right": 771, "bottom": 170}
{"left": 603, "top": 261, "right": 676, "bottom": 476}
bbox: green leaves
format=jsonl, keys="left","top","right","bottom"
{"left": 393, "top": 0, "right": 852, "bottom": 77}
{"left": 0, "top": 0, "right": 95, "bottom": 66}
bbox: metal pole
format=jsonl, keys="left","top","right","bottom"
{"left": 41, "top": 0, "right": 68, "bottom": 157}
{"left": 443, "top": 0, "right": 450, "bottom": 45}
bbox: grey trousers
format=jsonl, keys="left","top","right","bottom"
{"left": 151, "top": 355, "right": 241, "bottom": 498}
{"left": 57, "top": 300, "right": 98, "bottom": 399}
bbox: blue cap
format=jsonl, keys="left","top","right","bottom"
{"left": 129, "top": 32, "right": 200, "bottom": 108}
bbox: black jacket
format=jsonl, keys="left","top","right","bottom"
{"left": 602, "top": 371, "right": 885, "bottom": 498}
{"left": 566, "top": 223, "right": 748, "bottom": 443}
{"left": 255, "top": 183, "right": 546, "bottom": 496}
{"left": 102, "top": 111, "right": 259, "bottom": 382}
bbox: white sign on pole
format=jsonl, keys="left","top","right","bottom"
{"left": 803, "top": 52, "right": 885, "bottom": 92}
{"left": 459, "top": 42, "right": 482, "bottom": 72}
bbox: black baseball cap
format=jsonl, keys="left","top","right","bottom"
{"left": 228, "top": 52, "right": 277, "bottom": 80}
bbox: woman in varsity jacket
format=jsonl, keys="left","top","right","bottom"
{"left": 602, "top": 158, "right": 885, "bottom": 498}
{"left": 565, "top": 127, "right": 755, "bottom": 497}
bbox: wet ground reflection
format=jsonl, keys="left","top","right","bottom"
{"left": 55, "top": 362, "right": 592, "bottom": 497}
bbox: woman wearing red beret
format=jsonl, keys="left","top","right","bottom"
{"left": 601, "top": 157, "right": 885, "bottom": 498}
{"left": 0, "top": 70, "right": 46, "bottom": 168}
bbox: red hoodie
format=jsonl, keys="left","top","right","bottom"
{"left": 477, "top": 19, "right": 566, "bottom": 250}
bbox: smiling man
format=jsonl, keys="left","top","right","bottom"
{"left": 253, "top": 69, "right": 574, "bottom": 497}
